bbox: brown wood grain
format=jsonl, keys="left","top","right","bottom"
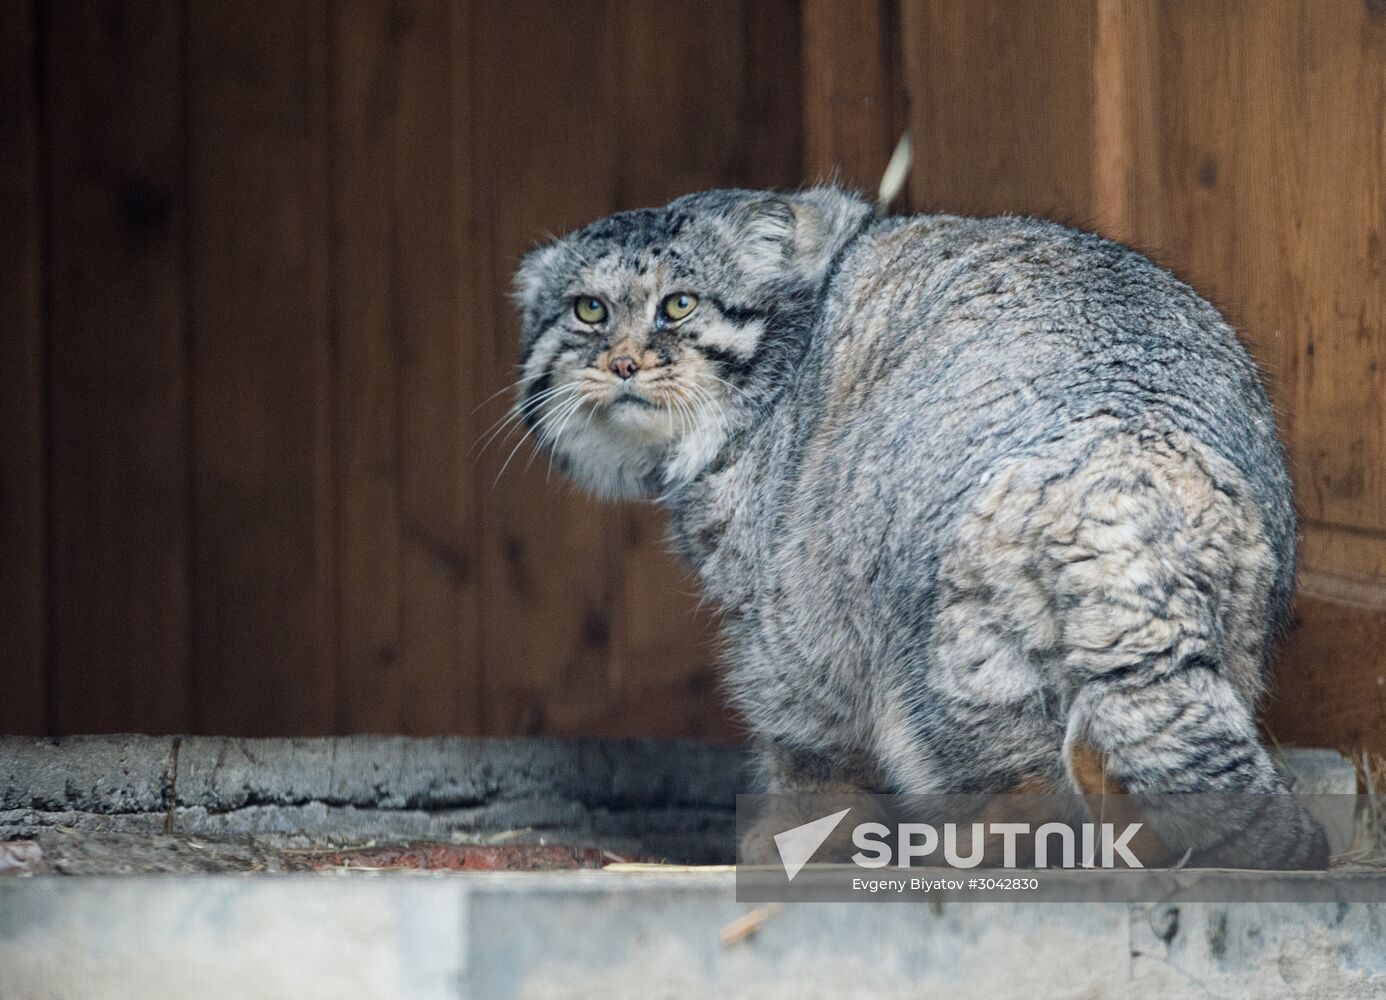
{"left": 470, "top": 0, "right": 623, "bottom": 736}
{"left": 1268, "top": 528, "right": 1386, "bottom": 754}
{"left": 609, "top": 0, "right": 804, "bottom": 741}
{"left": 901, "top": 0, "right": 1097, "bottom": 224}
{"left": 1090, "top": 0, "right": 1161, "bottom": 248}
{"left": 1140, "top": 2, "right": 1386, "bottom": 751}
{"left": 12, "top": 2, "right": 1382, "bottom": 750}
{"left": 1267, "top": 523, "right": 1386, "bottom": 753}
{"left": 44, "top": 1, "right": 193, "bottom": 733}
{"left": 609, "top": 0, "right": 748, "bottom": 738}
{"left": 615, "top": 1, "right": 746, "bottom": 206}
{"left": 1144, "top": 0, "right": 1386, "bottom": 532}
{"left": 899, "top": 0, "right": 1386, "bottom": 753}
{"left": 802, "top": 0, "right": 903, "bottom": 195}
{"left": 330, "top": 0, "right": 481, "bottom": 734}
{"left": 393, "top": 0, "right": 483, "bottom": 734}
{"left": 187, "top": 1, "right": 337, "bottom": 735}
{"left": 329, "top": 0, "right": 404, "bottom": 733}
{"left": 0, "top": 0, "right": 46, "bottom": 733}
{"left": 612, "top": 1, "right": 809, "bottom": 742}
{"left": 743, "top": 0, "right": 806, "bottom": 194}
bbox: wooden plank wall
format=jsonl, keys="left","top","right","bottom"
{"left": 45, "top": 2, "right": 193, "bottom": 733}
{"left": 2, "top": 0, "right": 799, "bottom": 739}
{"left": 898, "top": 0, "right": 1386, "bottom": 755}
{"left": 0, "top": 0, "right": 45, "bottom": 735}
{"left": 471, "top": 0, "right": 800, "bottom": 739}
{"left": 4, "top": 1, "right": 1382, "bottom": 753}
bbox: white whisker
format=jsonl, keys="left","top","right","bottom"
{"left": 698, "top": 369, "right": 753, "bottom": 403}
{"left": 686, "top": 380, "right": 725, "bottom": 428}
{"left": 492, "top": 390, "right": 584, "bottom": 487}
{"left": 471, "top": 370, "right": 545, "bottom": 415}
{"left": 540, "top": 394, "right": 590, "bottom": 482}
{"left": 473, "top": 381, "right": 581, "bottom": 459}
{"left": 668, "top": 391, "right": 694, "bottom": 435}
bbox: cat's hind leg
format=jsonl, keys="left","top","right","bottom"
{"left": 1047, "top": 434, "right": 1328, "bottom": 868}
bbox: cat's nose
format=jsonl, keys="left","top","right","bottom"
{"left": 609, "top": 355, "right": 641, "bottom": 380}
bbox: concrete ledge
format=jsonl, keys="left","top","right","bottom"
{"left": 0, "top": 736, "right": 749, "bottom": 861}
{"left": 2, "top": 872, "right": 1384, "bottom": 999}
{"left": 0, "top": 737, "right": 1358, "bottom": 865}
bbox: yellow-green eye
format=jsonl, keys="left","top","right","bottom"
{"left": 661, "top": 293, "right": 698, "bottom": 322}
{"left": 574, "top": 296, "right": 607, "bottom": 324}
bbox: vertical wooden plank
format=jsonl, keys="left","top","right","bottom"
{"left": 802, "top": 0, "right": 902, "bottom": 193}
{"left": 1090, "top": 0, "right": 1161, "bottom": 248}
{"left": 743, "top": 0, "right": 805, "bottom": 193}
{"left": 394, "top": 0, "right": 482, "bottom": 734}
{"left": 331, "top": 0, "right": 480, "bottom": 734}
{"left": 469, "top": 0, "right": 808, "bottom": 738}
{"left": 1146, "top": 1, "right": 1386, "bottom": 753}
{"left": 329, "top": 0, "right": 404, "bottom": 733}
{"left": 609, "top": 0, "right": 746, "bottom": 740}
{"left": 900, "top": 0, "right": 1097, "bottom": 222}
{"left": 1265, "top": 526, "right": 1386, "bottom": 754}
{"left": 188, "top": 2, "right": 337, "bottom": 735}
{"left": 1153, "top": 0, "right": 1385, "bottom": 536}
{"left": 1142, "top": 3, "right": 1297, "bottom": 447}
{"left": 615, "top": 0, "right": 745, "bottom": 205}
{"left": 0, "top": 0, "right": 46, "bottom": 733}
{"left": 45, "top": 1, "right": 193, "bottom": 733}
{"left": 597, "top": 0, "right": 805, "bottom": 740}
{"left": 898, "top": 0, "right": 1386, "bottom": 753}
{"left": 471, "top": 0, "right": 621, "bottom": 736}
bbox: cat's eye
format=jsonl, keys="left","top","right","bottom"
{"left": 574, "top": 296, "right": 607, "bottom": 324}
{"left": 661, "top": 293, "right": 698, "bottom": 322}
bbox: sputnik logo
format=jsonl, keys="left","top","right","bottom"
{"left": 773, "top": 808, "right": 851, "bottom": 882}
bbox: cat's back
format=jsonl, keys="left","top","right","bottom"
{"left": 778, "top": 211, "right": 1293, "bottom": 631}
{"left": 802, "top": 211, "right": 1287, "bottom": 503}
{"left": 820, "top": 212, "right": 1261, "bottom": 426}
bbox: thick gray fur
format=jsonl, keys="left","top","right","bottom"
{"left": 512, "top": 186, "right": 1327, "bottom": 868}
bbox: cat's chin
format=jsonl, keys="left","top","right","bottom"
{"left": 546, "top": 396, "right": 727, "bottom": 498}
{"left": 604, "top": 398, "right": 676, "bottom": 439}
{"left": 547, "top": 421, "right": 667, "bottom": 500}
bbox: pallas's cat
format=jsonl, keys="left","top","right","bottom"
{"left": 511, "top": 187, "right": 1326, "bottom": 867}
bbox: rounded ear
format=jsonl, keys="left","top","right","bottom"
{"left": 729, "top": 186, "right": 871, "bottom": 287}
{"left": 726, "top": 196, "right": 798, "bottom": 287}
{"left": 784, "top": 185, "right": 873, "bottom": 280}
{"left": 511, "top": 240, "right": 562, "bottom": 337}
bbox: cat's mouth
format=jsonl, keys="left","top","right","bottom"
{"left": 601, "top": 385, "right": 678, "bottom": 441}
{"left": 609, "top": 391, "right": 659, "bottom": 411}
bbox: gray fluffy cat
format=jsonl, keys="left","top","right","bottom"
{"left": 513, "top": 186, "right": 1328, "bottom": 867}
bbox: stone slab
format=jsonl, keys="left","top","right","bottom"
{"left": 3, "top": 872, "right": 1386, "bottom": 999}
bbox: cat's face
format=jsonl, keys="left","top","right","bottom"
{"left": 511, "top": 187, "right": 867, "bottom": 498}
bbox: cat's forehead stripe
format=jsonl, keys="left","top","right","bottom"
{"left": 568, "top": 250, "right": 678, "bottom": 306}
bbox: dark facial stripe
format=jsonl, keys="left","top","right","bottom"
{"left": 532, "top": 308, "right": 567, "bottom": 341}
{"left": 520, "top": 368, "right": 553, "bottom": 431}
{"left": 693, "top": 343, "right": 755, "bottom": 379}
{"left": 709, "top": 296, "right": 773, "bottom": 325}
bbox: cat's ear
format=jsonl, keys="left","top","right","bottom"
{"left": 731, "top": 186, "right": 870, "bottom": 286}
{"left": 784, "top": 185, "right": 873, "bottom": 281}
{"left": 511, "top": 239, "right": 562, "bottom": 335}
{"left": 727, "top": 197, "right": 798, "bottom": 286}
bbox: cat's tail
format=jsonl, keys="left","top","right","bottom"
{"left": 1063, "top": 667, "right": 1329, "bottom": 870}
